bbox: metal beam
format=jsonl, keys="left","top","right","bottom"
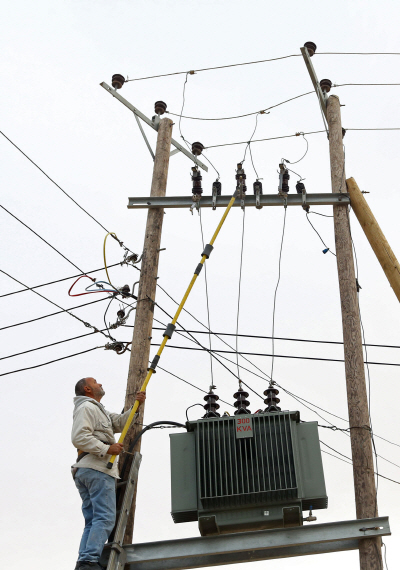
{"left": 100, "top": 82, "right": 208, "bottom": 172}
{"left": 300, "top": 47, "right": 328, "bottom": 120}
{"left": 128, "top": 193, "right": 350, "bottom": 210}
{"left": 100, "top": 517, "right": 390, "bottom": 570}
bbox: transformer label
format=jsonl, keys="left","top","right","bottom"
{"left": 235, "top": 416, "right": 253, "bottom": 438}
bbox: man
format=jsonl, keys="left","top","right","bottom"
{"left": 71, "top": 377, "right": 146, "bottom": 570}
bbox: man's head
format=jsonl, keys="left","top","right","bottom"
{"left": 75, "top": 377, "right": 105, "bottom": 402}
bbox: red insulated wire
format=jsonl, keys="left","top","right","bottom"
{"left": 68, "top": 275, "right": 99, "bottom": 297}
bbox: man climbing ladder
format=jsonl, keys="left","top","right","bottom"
{"left": 71, "top": 376, "right": 146, "bottom": 570}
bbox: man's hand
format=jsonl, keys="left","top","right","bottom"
{"left": 136, "top": 391, "right": 146, "bottom": 405}
{"left": 108, "top": 443, "right": 123, "bottom": 455}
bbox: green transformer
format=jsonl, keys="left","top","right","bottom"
{"left": 170, "top": 411, "right": 328, "bottom": 536}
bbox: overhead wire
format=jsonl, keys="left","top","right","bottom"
{"left": 198, "top": 209, "right": 214, "bottom": 386}
{"left": 205, "top": 130, "right": 325, "bottom": 149}
{"left": 0, "top": 296, "right": 110, "bottom": 332}
{"left": 235, "top": 207, "right": 246, "bottom": 383}
{"left": 306, "top": 211, "right": 336, "bottom": 255}
{"left": 125, "top": 54, "right": 303, "bottom": 82}
{"left": 0, "top": 130, "right": 137, "bottom": 256}
{"left": 0, "top": 205, "right": 86, "bottom": 274}
{"left": 0, "top": 262, "right": 124, "bottom": 299}
{"left": 0, "top": 269, "right": 114, "bottom": 340}
{"left": 270, "top": 208, "right": 287, "bottom": 382}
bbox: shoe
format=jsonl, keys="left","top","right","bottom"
{"left": 77, "top": 562, "right": 103, "bottom": 570}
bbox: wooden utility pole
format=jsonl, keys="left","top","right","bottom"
{"left": 121, "top": 116, "right": 173, "bottom": 543}
{"left": 327, "top": 94, "right": 382, "bottom": 570}
{"left": 347, "top": 177, "right": 400, "bottom": 303}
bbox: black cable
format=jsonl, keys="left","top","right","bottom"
{"left": 0, "top": 262, "right": 122, "bottom": 299}
{"left": 103, "top": 295, "right": 117, "bottom": 341}
{"left": 143, "top": 326, "right": 400, "bottom": 350}
{"left": 283, "top": 133, "right": 309, "bottom": 165}
{"left": 147, "top": 343, "right": 400, "bottom": 366}
{"left": 248, "top": 145, "right": 259, "bottom": 180}
{"left": 0, "top": 346, "right": 102, "bottom": 377}
{"left": 125, "top": 54, "right": 302, "bottom": 82}
{"left": 119, "top": 421, "right": 186, "bottom": 479}
{"left": 0, "top": 131, "right": 137, "bottom": 256}
{"left": 186, "top": 403, "right": 204, "bottom": 422}
{"left": 0, "top": 131, "right": 109, "bottom": 234}
{"left": 235, "top": 208, "right": 246, "bottom": 382}
{"left": 306, "top": 212, "right": 336, "bottom": 255}
{"left": 0, "top": 296, "right": 109, "bottom": 332}
{"left": 0, "top": 329, "right": 109, "bottom": 361}
{"left": 157, "top": 365, "right": 234, "bottom": 407}
{"left": 205, "top": 130, "right": 325, "bottom": 150}
{"left": 168, "top": 91, "right": 314, "bottom": 121}
{"left": 242, "top": 114, "right": 260, "bottom": 164}
{"left": 270, "top": 207, "right": 287, "bottom": 381}
{"left": 0, "top": 205, "right": 85, "bottom": 273}
{"left": 0, "top": 269, "right": 113, "bottom": 340}
{"left": 199, "top": 209, "right": 214, "bottom": 386}
{"left": 308, "top": 211, "right": 333, "bottom": 218}
{"left": 201, "top": 153, "right": 220, "bottom": 180}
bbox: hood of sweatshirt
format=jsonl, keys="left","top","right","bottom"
{"left": 72, "top": 396, "right": 110, "bottom": 420}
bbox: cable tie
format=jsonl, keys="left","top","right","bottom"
{"left": 202, "top": 244, "right": 214, "bottom": 259}
{"left": 194, "top": 263, "right": 203, "bottom": 275}
{"left": 163, "top": 323, "right": 176, "bottom": 339}
{"left": 148, "top": 354, "right": 160, "bottom": 372}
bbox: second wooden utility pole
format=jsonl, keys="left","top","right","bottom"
{"left": 327, "top": 94, "right": 382, "bottom": 570}
{"left": 121, "top": 116, "right": 173, "bottom": 544}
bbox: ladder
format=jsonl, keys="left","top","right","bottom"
{"left": 101, "top": 452, "right": 142, "bottom": 570}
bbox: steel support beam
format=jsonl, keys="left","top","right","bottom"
{"left": 100, "top": 82, "right": 208, "bottom": 172}
{"left": 128, "top": 192, "right": 350, "bottom": 210}
{"left": 300, "top": 47, "right": 328, "bottom": 120}
{"left": 99, "top": 517, "right": 390, "bottom": 570}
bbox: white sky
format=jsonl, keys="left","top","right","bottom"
{"left": 1, "top": 1, "right": 400, "bottom": 569}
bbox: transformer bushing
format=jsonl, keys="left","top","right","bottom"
{"left": 154, "top": 101, "right": 167, "bottom": 115}
{"left": 203, "top": 386, "right": 221, "bottom": 418}
{"left": 264, "top": 385, "right": 281, "bottom": 413}
{"left": 112, "top": 74, "right": 125, "bottom": 90}
{"left": 233, "top": 387, "right": 251, "bottom": 415}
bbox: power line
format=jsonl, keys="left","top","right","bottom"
{"left": 306, "top": 211, "right": 336, "bottom": 256}
{"left": 167, "top": 91, "right": 314, "bottom": 121}
{"left": 205, "top": 130, "right": 325, "bottom": 149}
{"left": 125, "top": 54, "right": 302, "bottom": 82}
{"left": 0, "top": 329, "right": 108, "bottom": 361}
{"left": 0, "top": 262, "right": 123, "bottom": 299}
{"left": 270, "top": 208, "right": 287, "bottom": 381}
{"left": 0, "top": 296, "right": 109, "bottom": 331}
{"left": 0, "top": 131, "right": 109, "bottom": 234}
{"left": 147, "top": 343, "right": 400, "bottom": 366}
{"left": 144, "top": 326, "right": 400, "bottom": 350}
{"left": 0, "top": 269, "right": 113, "bottom": 340}
{"left": 0, "top": 346, "right": 102, "bottom": 377}
{"left": 0, "top": 204, "right": 85, "bottom": 273}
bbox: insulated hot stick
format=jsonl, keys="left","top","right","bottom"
{"left": 106, "top": 187, "right": 240, "bottom": 468}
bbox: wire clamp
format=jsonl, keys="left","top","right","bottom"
{"left": 105, "top": 341, "right": 128, "bottom": 354}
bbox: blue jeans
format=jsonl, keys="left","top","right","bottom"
{"left": 75, "top": 468, "right": 116, "bottom": 563}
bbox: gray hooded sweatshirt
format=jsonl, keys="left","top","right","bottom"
{"left": 71, "top": 396, "right": 135, "bottom": 479}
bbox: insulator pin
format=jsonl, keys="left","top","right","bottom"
{"left": 253, "top": 180, "right": 263, "bottom": 195}
{"left": 320, "top": 79, "right": 332, "bottom": 93}
{"left": 212, "top": 180, "right": 222, "bottom": 196}
{"left": 304, "top": 42, "right": 317, "bottom": 57}
{"left": 236, "top": 163, "right": 247, "bottom": 193}
{"left": 192, "top": 142, "right": 204, "bottom": 156}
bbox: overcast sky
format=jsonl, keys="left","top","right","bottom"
{"left": 1, "top": 1, "right": 400, "bottom": 569}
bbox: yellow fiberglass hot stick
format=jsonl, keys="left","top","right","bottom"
{"left": 103, "top": 232, "right": 119, "bottom": 288}
{"left": 106, "top": 190, "right": 238, "bottom": 469}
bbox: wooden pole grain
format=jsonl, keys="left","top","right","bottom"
{"left": 347, "top": 176, "right": 400, "bottom": 303}
{"left": 121, "top": 116, "right": 173, "bottom": 544}
{"left": 327, "top": 95, "right": 382, "bottom": 570}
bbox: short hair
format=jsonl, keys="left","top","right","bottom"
{"left": 75, "top": 378, "right": 88, "bottom": 396}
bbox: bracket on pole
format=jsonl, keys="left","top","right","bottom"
{"left": 100, "top": 82, "right": 208, "bottom": 172}
{"left": 300, "top": 46, "right": 328, "bottom": 121}
{"left": 100, "top": 516, "right": 390, "bottom": 570}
